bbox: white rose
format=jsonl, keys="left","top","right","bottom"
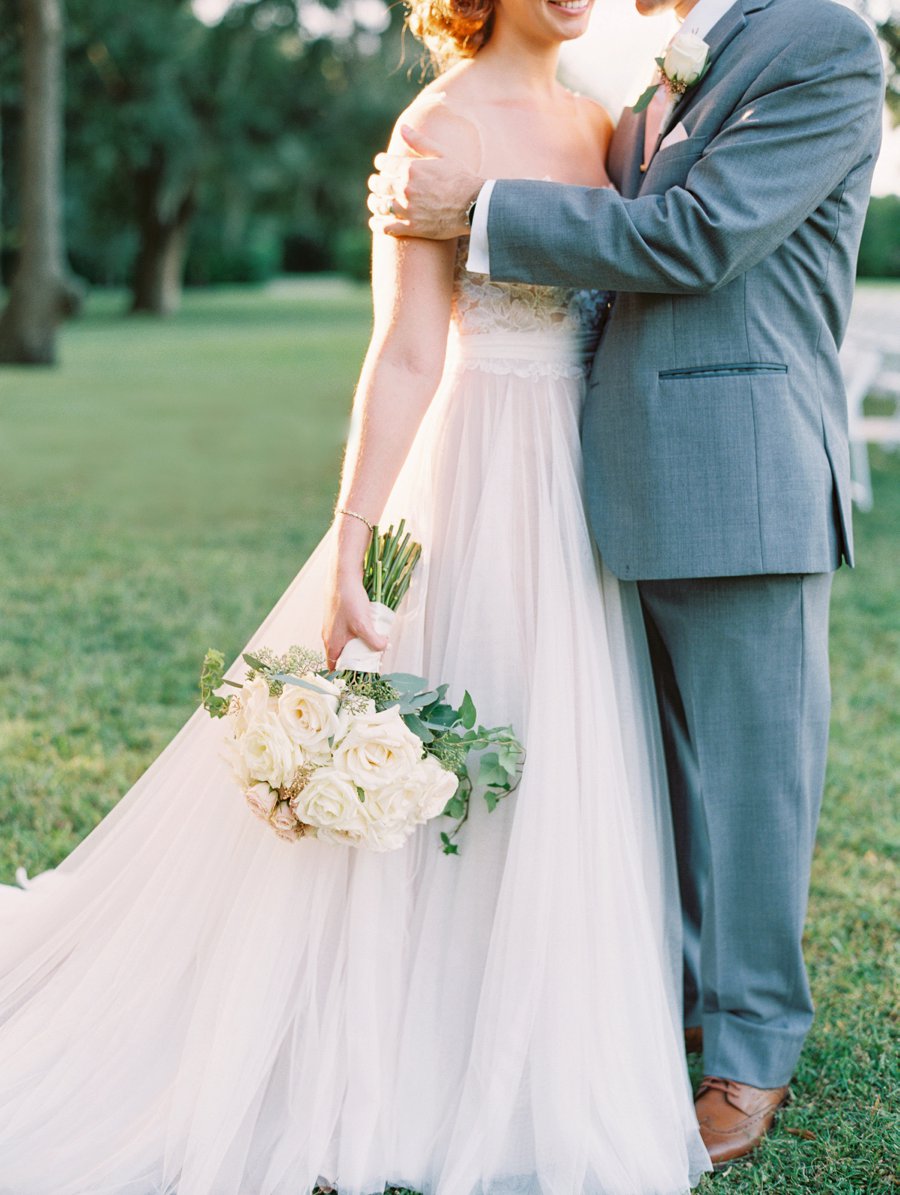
{"left": 315, "top": 812, "right": 413, "bottom": 853}
{"left": 238, "top": 715, "right": 298, "bottom": 789}
{"left": 222, "top": 734, "right": 253, "bottom": 789}
{"left": 333, "top": 707, "right": 423, "bottom": 793}
{"left": 334, "top": 697, "right": 375, "bottom": 741}
{"left": 664, "top": 33, "right": 709, "bottom": 86}
{"left": 232, "top": 675, "right": 275, "bottom": 734}
{"left": 316, "top": 826, "right": 364, "bottom": 848}
{"left": 245, "top": 781, "right": 278, "bottom": 822}
{"left": 413, "top": 753, "right": 459, "bottom": 823}
{"left": 359, "top": 779, "right": 415, "bottom": 829}
{"left": 294, "top": 767, "right": 367, "bottom": 832}
{"left": 277, "top": 674, "right": 341, "bottom": 758}
{"left": 359, "top": 819, "right": 414, "bottom": 853}
{"left": 361, "top": 756, "right": 455, "bottom": 830}
{"left": 271, "top": 800, "right": 304, "bottom": 842}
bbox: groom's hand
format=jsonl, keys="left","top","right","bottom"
{"left": 368, "top": 125, "right": 484, "bottom": 241}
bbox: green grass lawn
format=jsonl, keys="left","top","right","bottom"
{"left": 1, "top": 282, "right": 897, "bottom": 1192}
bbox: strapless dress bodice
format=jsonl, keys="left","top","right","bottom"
{"left": 448, "top": 242, "right": 611, "bottom": 379}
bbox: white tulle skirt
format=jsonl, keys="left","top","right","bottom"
{"left": 0, "top": 341, "right": 710, "bottom": 1194}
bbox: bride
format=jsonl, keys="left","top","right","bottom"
{"left": 0, "top": 0, "right": 711, "bottom": 1191}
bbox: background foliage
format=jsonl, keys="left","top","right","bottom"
{"left": 0, "top": 0, "right": 420, "bottom": 303}
{"left": 0, "top": 0, "right": 897, "bottom": 303}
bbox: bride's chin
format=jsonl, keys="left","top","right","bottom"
{"left": 543, "top": 0, "right": 594, "bottom": 35}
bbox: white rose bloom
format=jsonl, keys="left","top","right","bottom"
{"left": 324, "top": 814, "right": 412, "bottom": 852}
{"left": 360, "top": 779, "right": 416, "bottom": 828}
{"left": 238, "top": 715, "right": 298, "bottom": 789}
{"left": 277, "top": 674, "right": 341, "bottom": 758}
{"left": 245, "top": 781, "right": 278, "bottom": 822}
{"left": 316, "top": 826, "right": 364, "bottom": 848}
{"left": 334, "top": 698, "right": 375, "bottom": 741}
{"left": 333, "top": 707, "right": 423, "bottom": 793}
{"left": 294, "top": 767, "right": 367, "bottom": 833}
{"left": 664, "top": 33, "right": 709, "bottom": 85}
{"left": 232, "top": 675, "right": 275, "bottom": 734}
{"left": 271, "top": 800, "right": 304, "bottom": 841}
{"left": 360, "top": 819, "right": 413, "bottom": 852}
{"left": 413, "top": 753, "right": 460, "bottom": 823}
{"left": 222, "top": 735, "right": 253, "bottom": 789}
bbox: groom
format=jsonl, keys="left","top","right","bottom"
{"left": 367, "top": 0, "right": 884, "bottom": 1169}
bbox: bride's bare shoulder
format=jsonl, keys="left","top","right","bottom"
{"left": 571, "top": 91, "right": 615, "bottom": 151}
{"left": 389, "top": 69, "right": 483, "bottom": 169}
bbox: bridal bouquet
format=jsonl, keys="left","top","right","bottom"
{"left": 200, "top": 522, "right": 524, "bottom": 854}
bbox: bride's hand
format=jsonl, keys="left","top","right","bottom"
{"left": 323, "top": 579, "right": 389, "bottom": 672}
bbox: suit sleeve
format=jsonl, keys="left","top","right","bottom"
{"left": 486, "top": 16, "right": 884, "bottom": 295}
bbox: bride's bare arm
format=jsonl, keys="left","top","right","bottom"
{"left": 323, "top": 100, "right": 481, "bottom": 668}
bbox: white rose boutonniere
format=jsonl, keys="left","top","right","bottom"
{"left": 633, "top": 33, "right": 711, "bottom": 113}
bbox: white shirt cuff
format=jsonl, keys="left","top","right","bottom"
{"left": 465, "top": 180, "right": 496, "bottom": 276}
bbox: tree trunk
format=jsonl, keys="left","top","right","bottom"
{"left": 130, "top": 153, "right": 196, "bottom": 316}
{"left": 0, "top": 0, "right": 81, "bottom": 365}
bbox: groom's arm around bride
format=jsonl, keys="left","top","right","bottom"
{"left": 369, "top": 0, "right": 885, "bottom": 1170}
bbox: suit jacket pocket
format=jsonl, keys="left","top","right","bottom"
{"left": 659, "top": 363, "right": 788, "bottom": 381}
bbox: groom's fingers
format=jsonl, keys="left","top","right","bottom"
{"left": 373, "top": 151, "right": 405, "bottom": 176}
{"left": 368, "top": 214, "right": 412, "bottom": 238}
{"left": 367, "top": 191, "right": 409, "bottom": 219}
{"left": 367, "top": 172, "right": 393, "bottom": 198}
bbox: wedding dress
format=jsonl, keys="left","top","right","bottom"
{"left": 0, "top": 246, "right": 711, "bottom": 1194}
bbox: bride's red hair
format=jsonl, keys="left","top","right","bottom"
{"left": 405, "top": 0, "right": 495, "bottom": 70}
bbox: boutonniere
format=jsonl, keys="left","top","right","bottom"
{"left": 633, "top": 32, "right": 711, "bottom": 114}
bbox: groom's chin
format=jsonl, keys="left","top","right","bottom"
{"left": 634, "top": 0, "right": 677, "bottom": 14}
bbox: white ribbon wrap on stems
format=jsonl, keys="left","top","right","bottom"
{"left": 335, "top": 601, "right": 396, "bottom": 673}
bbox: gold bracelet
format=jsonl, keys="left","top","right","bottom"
{"left": 336, "top": 507, "right": 374, "bottom": 532}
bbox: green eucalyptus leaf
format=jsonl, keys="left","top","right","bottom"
{"left": 383, "top": 672, "right": 429, "bottom": 691}
{"left": 273, "top": 673, "right": 329, "bottom": 694}
{"left": 402, "top": 713, "right": 434, "bottom": 743}
{"left": 242, "top": 652, "right": 269, "bottom": 673}
{"left": 424, "top": 707, "right": 458, "bottom": 730}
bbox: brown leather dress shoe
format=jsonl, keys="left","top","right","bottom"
{"left": 695, "top": 1076, "right": 790, "bottom": 1169}
{"left": 684, "top": 1026, "right": 704, "bottom": 1055}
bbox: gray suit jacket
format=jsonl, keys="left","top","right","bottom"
{"left": 486, "top": 0, "right": 884, "bottom": 579}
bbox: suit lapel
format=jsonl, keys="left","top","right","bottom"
{"left": 646, "top": 0, "right": 773, "bottom": 161}
{"left": 659, "top": 1, "right": 746, "bottom": 139}
{"left": 609, "top": 103, "right": 647, "bottom": 199}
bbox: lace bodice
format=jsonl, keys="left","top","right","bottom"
{"left": 449, "top": 242, "right": 611, "bottom": 379}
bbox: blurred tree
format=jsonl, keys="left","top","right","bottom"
{"left": 858, "top": 194, "right": 900, "bottom": 278}
{"left": 66, "top": 0, "right": 220, "bottom": 314}
{"left": 60, "top": 0, "right": 416, "bottom": 312}
{"left": 856, "top": 2, "right": 898, "bottom": 123}
{"left": 0, "top": 0, "right": 82, "bottom": 364}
